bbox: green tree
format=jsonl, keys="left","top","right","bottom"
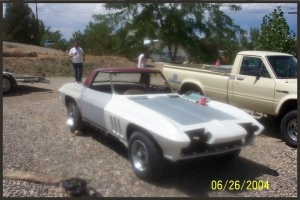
{"left": 85, "top": 15, "right": 145, "bottom": 59}
{"left": 3, "top": 3, "right": 39, "bottom": 45}
{"left": 254, "top": 6, "right": 296, "bottom": 56}
{"left": 96, "top": 3, "right": 244, "bottom": 63}
{"left": 112, "top": 25, "right": 146, "bottom": 60}
{"left": 41, "top": 27, "right": 68, "bottom": 51}
{"left": 240, "top": 27, "right": 260, "bottom": 51}
{"left": 41, "top": 27, "right": 63, "bottom": 43}
{"left": 249, "top": 28, "right": 260, "bottom": 46}
{"left": 82, "top": 17, "right": 115, "bottom": 55}
{"left": 65, "top": 30, "right": 85, "bottom": 53}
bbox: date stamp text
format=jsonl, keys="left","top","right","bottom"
{"left": 211, "top": 180, "right": 269, "bottom": 191}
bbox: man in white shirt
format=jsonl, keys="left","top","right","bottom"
{"left": 137, "top": 52, "right": 148, "bottom": 68}
{"left": 69, "top": 42, "right": 85, "bottom": 83}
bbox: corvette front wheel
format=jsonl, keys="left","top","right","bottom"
{"left": 67, "top": 101, "right": 84, "bottom": 133}
{"left": 129, "top": 132, "right": 165, "bottom": 181}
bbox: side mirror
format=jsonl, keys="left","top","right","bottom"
{"left": 251, "top": 69, "right": 261, "bottom": 79}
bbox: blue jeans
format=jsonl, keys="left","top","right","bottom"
{"left": 73, "top": 63, "right": 83, "bottom": 82}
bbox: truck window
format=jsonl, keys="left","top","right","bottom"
{"left": 240, "top": 57, "right": 271, "bottom": 78}
{"left": 266, "top": 56, "right": 297, "bottom": 78}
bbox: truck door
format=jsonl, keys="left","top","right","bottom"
{"left": 231, "top": 56, "right": 275, "bottom": 113}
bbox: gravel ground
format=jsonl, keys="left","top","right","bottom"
{"left": 3, "top": 87, "right": 298, "bottom": 197}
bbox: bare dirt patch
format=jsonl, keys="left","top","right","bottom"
{"left": 3, "top": 41, "right": 138, "bottom": 77}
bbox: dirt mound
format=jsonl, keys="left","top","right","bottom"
{"left": 3, "top": 42, "right": 137, "bottom": 77}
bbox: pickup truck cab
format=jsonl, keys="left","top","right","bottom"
{"left": 163, "top": 51, "right": 297, "bottom": 147}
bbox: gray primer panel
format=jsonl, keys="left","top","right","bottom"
{"left": 132, "top": 96, "right": 236, "bottom": 125}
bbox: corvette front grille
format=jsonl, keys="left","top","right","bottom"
{"left": 181, "top": 139, "right": 243, "bottom": 157}
{"left": 181, "top": 123, "right": 258, "bottom": 157}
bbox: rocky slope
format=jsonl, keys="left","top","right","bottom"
{"left": 3, "top": 41, "right": 137, "bottom": 77}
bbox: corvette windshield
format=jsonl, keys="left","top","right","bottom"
{"left": 111, "top": 72, "right": 174, "bottom": 95}
{"left": 266, "top": 56, "right": 297, "bottom": 78}
{"left": 111, "top": 73, "right": 141, "bottom": 83}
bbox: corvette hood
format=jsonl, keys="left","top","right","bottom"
{"left": 130, "top": 95, "right": 237, "bottom": 126}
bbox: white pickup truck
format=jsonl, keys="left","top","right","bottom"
{"left": 162, "top": 51, "right": 297, "bottom": 147}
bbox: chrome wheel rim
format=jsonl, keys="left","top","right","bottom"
{"left": 131, "top": 140, "right": 148, "bottom": 172}
{"left": 67, "top": 104, "right": 76, "bottom": 127}
{"left": 287, "top": 119, "right": 297, "bottom": 142}
{"left": 3, "top": 78, "right": 10, "bottom": 92}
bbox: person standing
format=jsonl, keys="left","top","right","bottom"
{"left": 137, "top": 52, "right": 147, "bottom": 68}
{"left": 69, "top": 42, "right": 85, "bottom": 83}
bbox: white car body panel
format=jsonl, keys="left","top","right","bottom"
{"left": 58, "top": 69, "right": 264, "bottom": 162}
{"left": 59, "top": 83, "right": 84, "bottom": 107}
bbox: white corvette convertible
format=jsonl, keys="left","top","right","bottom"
{"left": 58, "top": 68, "right": 264, "bottom": 180}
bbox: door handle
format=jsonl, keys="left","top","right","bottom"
{"left": 237, "top": 77, "right": 244, "bottom": 80}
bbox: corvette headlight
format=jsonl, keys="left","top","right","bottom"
{"left": 185, "top": 129, "right": 211, "bottom": 143}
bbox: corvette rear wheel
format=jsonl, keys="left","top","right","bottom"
{"left": 67, "top": 101, "right": 84, "bottom": 133}
{"left": 129, "top": 132, "right": 165, "bottom": 181}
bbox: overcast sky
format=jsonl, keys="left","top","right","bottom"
{"left": 3, "top": 3, "right": 297, "bottom": 41}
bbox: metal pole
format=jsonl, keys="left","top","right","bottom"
{"left": 36, "top": 3, "right": 39, "bottom": 45}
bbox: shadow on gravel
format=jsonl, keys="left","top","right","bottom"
{"left": 78, "top": 127, "right": 279, "bottom": 197}
{"left": 3, "top": 85, "right": 54, "bottom": 96}
{"left": 155, "top": 156, "right": 279, "bottom": 197}
{"left": 79, "top": 128, "right": 128, "bottom": 160}
{"left": 257, "top": 117, "right": 283, "bottom": 141}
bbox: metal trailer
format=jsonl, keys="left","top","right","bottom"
{"left": 3, "top": 71, "right": 50, "bottom": 94}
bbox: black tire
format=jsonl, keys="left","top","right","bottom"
{"left": 68, "top": 188, "right": 85, "bottom": 197}
{"left": 67, "top": 101, "right": 85, "bottom": 133}
{"left": 280, "top": 110, "right": 297, "bottom": 148}
{"left": 3, "top": 76, "right": 12, "bottom": 94}
{"left": 62, "top": 177, "right": 87, "bottom": 191}
{"left": 128, "top": 132, "right": 165, "bottom": 181}
{"left": 84, "top": 187, "right": 103, "bottom": 197}
{"left": 180, "top": 84, "right": 203, "bottom": 95}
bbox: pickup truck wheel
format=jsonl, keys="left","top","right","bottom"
{"left": 129, "top": 132, "right": 165, "bottom": 181}
{"left": 67, "top": 101, "right": 84, "bottom": 133}
{"left": 280, "top": 110, "right": 297, "bottom": 147}
{"left": 3, "top": 76, "right": 12, "bottom": 94}
{"left": 180, "top": 85, "right": 203, "bottom": 95}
